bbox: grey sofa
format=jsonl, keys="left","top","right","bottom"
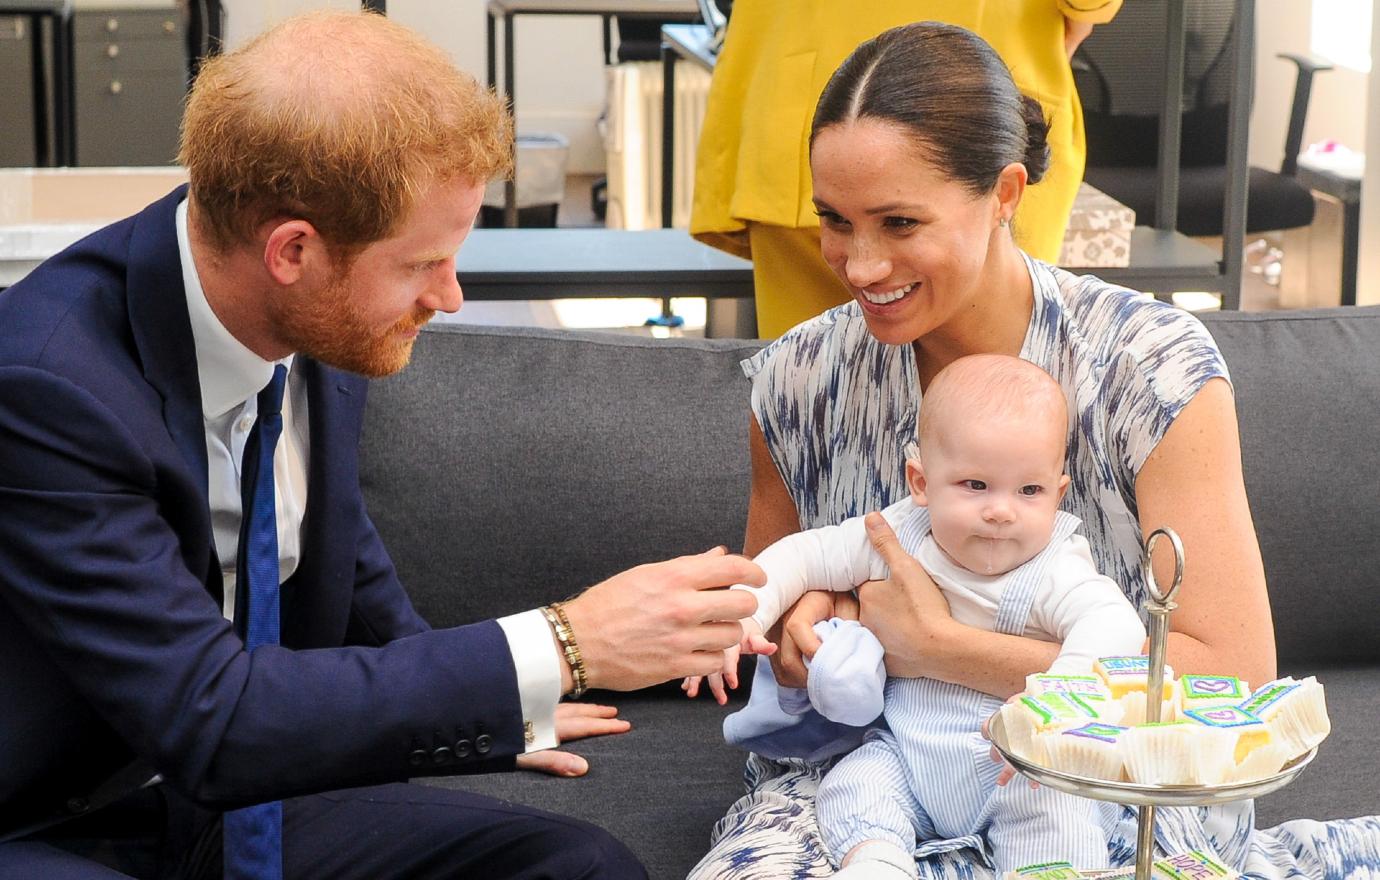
{"left": 358, "top": 308, "right": 1380, "bottom": 879}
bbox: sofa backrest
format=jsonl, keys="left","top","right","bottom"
{"left": 361, "top": 309, "right": 1380, "bottom": 670}
{"left": 1198, "top": 306, "right": 1380, "bottom": 668}
{"left": 360, "top": 324, "right": 763, "bottom": 627}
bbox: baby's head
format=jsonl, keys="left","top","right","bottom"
{"left": 908, "top": 354, "right": 1070, "bottom": 576}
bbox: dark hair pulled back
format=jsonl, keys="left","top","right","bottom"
{"left": 811, "top": 21, "right": 1051, "bottom": 193}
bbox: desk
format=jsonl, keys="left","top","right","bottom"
{"left": 0, "top": 225, "right": 754, "bottom": 301}
{"left": 456, "top": 227, "right": 752, "bottom": 300}
{"left": 485, "top": 0, "right": 699, "bottom": 227}
{"left": 1296, "top": 163, "right": 1360, "bottom": 306}
{"left": 1, "top": 0, "right": 74, "bottom": 166}
{"left": 3, "top": 224, "right": 1220, "bottom": 326}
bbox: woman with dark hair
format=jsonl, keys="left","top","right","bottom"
{"left": 689, "top": 21, "right": 1380, "bottom": 880}
{"left": 690, "top": 1, "right": 1117, "bottom": 338}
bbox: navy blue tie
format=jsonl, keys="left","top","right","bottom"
{"left": 224, "top": 364, "right": 287, "bottom": 880}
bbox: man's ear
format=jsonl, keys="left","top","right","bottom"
{"left": 906, "top": 458, "right": 929, "bottom": 507}
{"left": 994, "top": 162, "right": 1028, "bottom": 227}
{"left": 262, "top": 219, "right": 325, "bottom": 287}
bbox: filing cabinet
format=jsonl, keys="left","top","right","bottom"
{"left": 0, "top": 16, "right": 37, "bottom": 166}
{"left": 73, "top": 5, "right": 183, "bottom": 166}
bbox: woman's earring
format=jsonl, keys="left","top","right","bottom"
{"left": 997, "top": 217, "right": 1009, "bottom": 228}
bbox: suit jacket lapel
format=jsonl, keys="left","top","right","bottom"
{"left": 282, "top": 360, "right": 360, "bottom": 643}
{"left": 123, "top": 185, "right": 221, "bottom": 593}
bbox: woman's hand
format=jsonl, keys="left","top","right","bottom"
{"left": 1063, "top": 18, "right": 1095, "bottom": 59}
{"left": 515, "top": 702, "right": 631, "bottom": 777}
{"left": 856, "top": 512, "right": 956, "bottom": 678}
{"left": 768, "top": 589, "right": 859, "bottom": 688}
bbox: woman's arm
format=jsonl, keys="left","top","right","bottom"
{"left": 1133, "top": 377, "right": 1277, "bottom": 687}
{"left": 746, "top": 415, "right": 861, "bottom": 687}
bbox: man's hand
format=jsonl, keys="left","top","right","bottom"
{"left": 683, "top": 616, "right": 777, "bottom": 705}
{"left": 561, "top": 547, "right": 765, "bottom": 692}
{"left": 516, "top": 703, "right": 631, "bottom": 777}
{"left": 856, "top": 512, "right": 954, "bottom": 679}
{"left": 768, "top": 589, "right": 859, "bottom": 688}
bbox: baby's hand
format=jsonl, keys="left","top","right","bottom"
{"left": 681, "top": 618, "right": 779, "bottom": 705}
{"left": 985, "top": 692, "right": 1038, "bottom": 789}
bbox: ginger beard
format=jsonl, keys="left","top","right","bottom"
{"left": 274, "top": 267, "right": 435, "bottom": 378}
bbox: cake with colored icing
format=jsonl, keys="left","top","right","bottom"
{"left": 1093, "top": 655, "right": 1174, "bottom": 725}
{"left": 1000, "top": 692, "right": 1108, "bottom": 763}
{"left": 1122, "top": 720, "right": 1234, "bottom": 785}
{"left": 1174, "top": 674, "right": 1250, "bottom": 719}
{"left": 1005, "top": 861, "right": 1083, "bottom": 880}
{"left": 1076, "top": 851, "right": 1239, "bottom": 880}
{"left": 1182, "top": 705, "right": 1285, "bottom": 782}
{"left": 1238, "top": 676, "right": 1330, "bottom": 759}
{"left": 1154, "top": 849, "right": 1240, "bottom": 880}
{"left": 1025, "top": 673, "right": 1110, "bottom": 700}
{"left": 1039, "top": 722, "right": 1129, "bottom": 781}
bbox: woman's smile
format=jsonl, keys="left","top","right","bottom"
{"left": 859, "top": 282, "right": 917, "bottom": 306}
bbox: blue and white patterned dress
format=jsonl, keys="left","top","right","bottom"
{"left": 687, "top": 256, "right": 1380, "bottom": 879}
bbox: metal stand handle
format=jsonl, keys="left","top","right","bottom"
{"left": 1134, "top": 527, "right": 1185, "bottom": 880}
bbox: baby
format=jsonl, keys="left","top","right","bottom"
{"left": 688, "top": 354, "right": 1146, "bottom": 878}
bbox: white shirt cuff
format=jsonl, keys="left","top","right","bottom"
{"left": 496, "top": 610, "right": 562, "bottom": 752}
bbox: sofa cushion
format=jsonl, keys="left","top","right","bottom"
{"left": 420, "top": 688, "right": 751, "bottom": 880}
{"left": 1199, "top": 307, "right": 1380, "bottom": 668}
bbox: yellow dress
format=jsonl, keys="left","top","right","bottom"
{"left": 690, "top": 0, "right": 1122, "bottom": 336}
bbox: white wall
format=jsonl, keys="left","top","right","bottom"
{"left": 1360, "top": 4, "right": 1380, "bottom": 303}
{"left": 1254, "top": 0, "right": 1369, "bottom": 170}
{"left": 220, "top": 0, "right": 610, "bottom": 173}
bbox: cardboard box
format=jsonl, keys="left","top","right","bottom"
{"left": 0, "top": 167, "right": 188, "bottom": 286}
{"left": 1060, "top": 182, "right": 1135, "bottom": 268}
{"left": 0, "top": 166, "right": 188, "bottom": 225}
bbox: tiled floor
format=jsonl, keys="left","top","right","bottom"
{"left": 452, "top": 174, "right": 1332, "bottom": 337}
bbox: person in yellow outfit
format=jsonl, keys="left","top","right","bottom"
{"left": 690, "top": 1, "right": 1122, "bottom": 337}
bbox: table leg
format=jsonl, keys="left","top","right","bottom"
{"left": 56, "top": 9, "right": 74, "bottom": 165}
{"left": 28, "top": 12, "right": 51, "bottom": 166}
{"left": 660, "top": 44, "right": 674, "bottom": 229}
{"left": 503, "top": 12, "right": 518, "bottom": 228}
{"left": 486, "top": 9, "right": 495, "bottom": 89}
{"left": 1341, "top": 197, "right": 1359, "bottom": 306}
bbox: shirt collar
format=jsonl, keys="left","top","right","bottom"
{"left": 176, "top": 198, "right": 293, "bottom": 420}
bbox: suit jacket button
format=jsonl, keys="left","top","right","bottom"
{"left": 454, "top": 738, "right": 473, "bottom": 758}
{"left": 474, "top": 734, "right": 492, "bottom": 755}
{"left": 66, "top": 797, "right": 90, "bottom": 814}
{"left": 408, "top": 749, "right": 428, "bottom": 767}
{"left": 430, "top": 746, "right": 454, "bottom": 766}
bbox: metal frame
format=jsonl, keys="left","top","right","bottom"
{"left": 2, "top": 0, "right": 74, "bottom": 166}
{"left": 485, "top": 0, "right": 701, "bottom": 228}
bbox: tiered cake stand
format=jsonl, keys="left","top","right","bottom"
{"left": 989, "top": 528, "right": 1317, "bottom": 880}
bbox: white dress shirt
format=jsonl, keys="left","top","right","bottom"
{"left": 175, "top": 200, "right": 561, "bottom": 751}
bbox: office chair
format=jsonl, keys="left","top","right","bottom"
{"left": 1072, "top": 1, "right": 1330, "bottom": 240}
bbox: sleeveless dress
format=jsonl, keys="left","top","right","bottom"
{"left": 687, "top": 255, "right": 1380, "bottom": 879}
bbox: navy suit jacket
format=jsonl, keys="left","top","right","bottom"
{"left": 0, "top": 187, "right": 523, "bottom": 837}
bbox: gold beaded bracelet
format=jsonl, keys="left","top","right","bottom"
{"left": 540, "top": 602, "right": 588, "bottom": 698}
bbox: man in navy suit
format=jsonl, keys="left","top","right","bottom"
{"left": 0, "top": 10, "right": 761, "bottom": 879}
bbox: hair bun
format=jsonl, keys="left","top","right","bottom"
{"left": 1020, "top": 95, "right": 1051, "bottom": 185}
